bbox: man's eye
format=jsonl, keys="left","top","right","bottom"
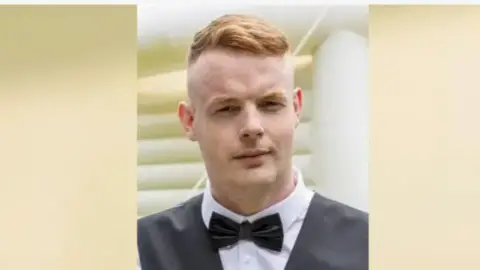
{"left": 216, "top": 106, "right": 238, "bottom": 113}
{"left": 260, "top": 101, "right": 284, "bottom": 109}
{"left": 264, "top": 101, "right": 279, "bottom": 106}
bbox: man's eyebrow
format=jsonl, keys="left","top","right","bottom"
{"left": 261, "top": 90, "right": 287, "bottom": 100}
{"left": 206, "top": 96, "right": 238, "bottom": 107}
{"left": 206, "top": 90, "right": 287, "bottom": 107}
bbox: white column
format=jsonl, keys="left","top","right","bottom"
{"left": 310, "top": 30, "right": 368, "bottom": 212}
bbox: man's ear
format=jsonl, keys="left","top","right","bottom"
{"left": 178, "top": 101, "right": 197, "bottom": 141}
{"left": 293, "top": 87, "right": 303, "bottom": 127}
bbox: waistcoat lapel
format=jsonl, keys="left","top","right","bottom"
{"left": 284, "top": 193, "right": 330, "bottom": 270}
{"left": 284, "top": 193, "right": 369, "bottom": 270}
{"left": 138, "top": 194, "right": 224, "bottom": 270}
{"left": 181, "top": 195, "right": 224, "bottom": 270}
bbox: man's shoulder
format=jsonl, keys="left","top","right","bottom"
{"left": 313, "top": 192, "right": 368, "bottom": 235}
{"left": 137, "top": 194, "right": 203, "bottom": 232}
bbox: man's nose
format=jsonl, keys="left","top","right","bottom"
{"left": 239, "top": 107, "right": 264, "bottom": 139}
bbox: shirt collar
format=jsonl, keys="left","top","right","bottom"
{"left": 201, "top": 167, "right": 312, "bottom": 232}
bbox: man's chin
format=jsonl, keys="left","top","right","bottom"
{"left": 236, "top": 166, "right": 277, "bottom": 184}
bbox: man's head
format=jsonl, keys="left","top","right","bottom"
{"left": 178, "top": 14, "right": 303, "bottom": 193}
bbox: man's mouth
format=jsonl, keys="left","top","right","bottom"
{"left": 234, "top": 149, "right": 271, "bottom": 159}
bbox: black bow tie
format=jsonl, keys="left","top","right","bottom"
{"left": 207, "top": 211, "right": 284, "bottom": 252}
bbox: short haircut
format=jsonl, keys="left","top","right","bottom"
{"left": 187, "top": 14, "right": 290, "bottom": 65}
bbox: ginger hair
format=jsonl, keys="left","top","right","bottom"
{"left": 187, "top": 14, "right": 291, "bottom": 65}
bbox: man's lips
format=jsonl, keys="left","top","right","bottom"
{"left": 233, "top": 149, "right": 271, "bottom": 159}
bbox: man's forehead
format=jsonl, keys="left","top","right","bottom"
{"left": 187, "top": 50, "right": 294, "bottom": 98}
{"left": 190, "top": 50, "right": 292, "bottom": 75}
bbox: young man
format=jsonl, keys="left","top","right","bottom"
{"left": 138, "top": 14, "right": 368, "bottom": 270}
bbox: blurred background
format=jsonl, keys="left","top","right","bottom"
{"left": 137, "top": 4, "right": 369, "bottom": 219}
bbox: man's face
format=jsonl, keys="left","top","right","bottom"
{"left": 179, "top": 49, "right": 302, "bottom": 190}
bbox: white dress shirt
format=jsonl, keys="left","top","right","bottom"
{"left": 201, "top": 167, "right": 314, "bottom": 270}
{"left": 137, "top": 167, "right": 314, "bottom": 270}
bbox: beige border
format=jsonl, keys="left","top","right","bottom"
{"left": 370, "top": 5, "right": 480, "bottom": 269}
{"left": 0, "top": 5, "right": 137, "bottom": 270}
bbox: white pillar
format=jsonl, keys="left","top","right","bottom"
{"left": 310, "top": 30, "right": 368, "bottom": 212}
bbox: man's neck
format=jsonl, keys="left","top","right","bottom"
{"left": 210, "top": 171, "right": 296, "bottom": 216}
